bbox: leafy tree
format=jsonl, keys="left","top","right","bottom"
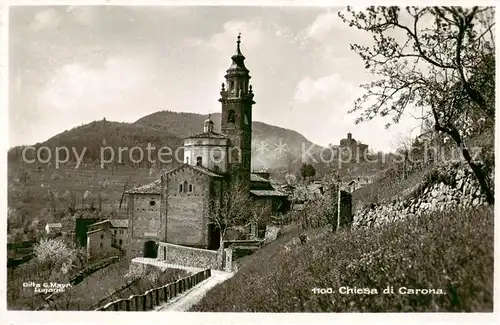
{"left": 339, "top": 6, "right": 495, "bottom": 204}
{"left": 299, "top": 163, "right": 316, "bottom": 181}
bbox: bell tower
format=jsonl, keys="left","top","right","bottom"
{"left": 219, "top": 34, "right": 255, "bottom": 187}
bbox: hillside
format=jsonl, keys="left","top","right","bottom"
{"left": 192, "top": 162, "right": 494, "bottom": 312}
{"left": 9, "top": 110, "right": 324, "bottom": 171}
{"left": 192, "top": 206, "right": 493, "bottom": 312}
{"left": 8, "top": 119, "right": 183, "bottom": 168}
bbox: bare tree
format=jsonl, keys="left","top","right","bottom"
{"left": 339, "top": 6, "right": 495, "bottom": 204}
{"left": 47, "top": 190, "right": 58, "bottom": 213}
{"left": 61, "top": 189, "right": 77, "bottom": 212}
{"left": 119, "top": 180, "right": 129, "bottom": 212}
{"left": 17, "top": 168, "right": 30, "bottom": 188}
{"left": 210, "top": 179, "right": 253, "bottom": 247}
{"left": 393, "top": 134, "right": 415, "bottom": 179}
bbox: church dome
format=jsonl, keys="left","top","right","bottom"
{"left": 203, "top": 116, "right": 215, "bottom": 133}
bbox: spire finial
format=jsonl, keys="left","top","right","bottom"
{"left": 236, "top": 33, "right": 242, "bottom": 54}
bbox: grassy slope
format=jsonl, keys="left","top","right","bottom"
{"left": 192, "top": 206, "right": 494, "bottom": 312}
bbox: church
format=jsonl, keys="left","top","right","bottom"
{"left": 125, "top": 35, "right": 289, "bottom": 258}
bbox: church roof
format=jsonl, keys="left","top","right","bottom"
{"left": 126, "top": 179, "right": 161, "bottom": 194}
{"left": 164, "top": 164, "right": 224, "bottom": 179}
{"left": 185, "top": 131, "right": 228, "bottom": 140}
{"left": 250, "top": 190, "right": 288, "bottom": 197}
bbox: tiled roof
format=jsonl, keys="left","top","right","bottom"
{"left": 186, "top": 131, "right": 228, "bottom": 139}
{"left": 109, "top": 219, "right": 129, "bottom": 228}
{"left": 46, "top": 223, "right": 62, "bottom": 227}
{"left": 89, "top": 219, "right": 129, "bottom": 228}
{"left": 88, "top": 220, "right": 111, "bottom": 228}
{"left": 250, "top": 173, "right": 270, "bottom": 183}
{"left": 290, "top": 184, "right": 324, "bottom": 202}
{"left": 87, "top": 228, "right": 112, "bottom": 235}
{"left": 126, "top": 179, "right": 161, "bottom": 194}
{"left": 250, "top": 190, "right": 288, "bottom": 197}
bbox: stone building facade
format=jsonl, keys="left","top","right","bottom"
{"left": 126, "top": 35, "right": 289, "bottom": 259}
{"left": 339, "top": 132, "right": 369, "bottom": 161}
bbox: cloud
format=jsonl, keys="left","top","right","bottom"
{"left": 67, "top": 6, "right": 95, "bottom": 26}
{"left": 302, "top": 9, "right": 345, "bottom": 42}
{"left": 184, "top": 19, "right": 265, "bottom": 56}
{"left": 38, "top": 57, "right": 151, "bottom": 113}
{"left": 289, "top": 73, "right": 419, "bottom": 152}
{"left": 293, "top": 73, "right": 357, "bottom": 105}
{"left": 29, "top": 8, "right": 61, "bottom": 31}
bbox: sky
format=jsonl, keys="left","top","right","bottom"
{"left": 8, "top": 5, "right": 423, "bottom": 152}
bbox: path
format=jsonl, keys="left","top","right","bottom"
{"left": 154, "top": 270, "right": 234, "bottom": 311}
{"left": 131, "top": 257, "right": 234, "bottom": 311}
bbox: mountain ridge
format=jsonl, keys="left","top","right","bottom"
{"left": 8, "top": 110, "right": 325, "bottom": 171}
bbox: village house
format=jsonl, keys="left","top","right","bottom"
{"left": 86, "top": 219, "right": 129, "bottom": 258}
{"left": 125, "top": 35, "right": 290, "bottom": 259}
{"left": 44, "top": 223, "right": 62, "bottom": 235}
{"left": 344, "top": 176, "right": 374, "bottom": 193}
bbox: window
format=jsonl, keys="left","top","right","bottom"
{"left": 196, "top": 156, "right": 202, "bottom": 166}
{"left": 227, "top": 109, "right": 235, "bottom": 123}
{"left": 183, "top": 180, "right": 188, "bottom": 193}
{"left": 179, "top": 184, "right": 183, "bottom": 193}
{"left": 186, "top": 157, "right": 189, "bottom": 164}
{"left": 119, "top": 239, "right": 123, "bottom": 245}
{"left": 213, "top": 165, "right": 220, "bottom": 173}
{"left": 100, "top": 243, "right": 103, "bottom": 248}
{"left": 113, "top": 230, "right": 116, "bottom": 234}
{"left": 100, "top": 235, "right": 104, "bottom": 240}
{"left": 149, "top": 200, "right": 156, "bottom": 206}
{"left": 189, "top": 184, "right": 193, "bottom": 192}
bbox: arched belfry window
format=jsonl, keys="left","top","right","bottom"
{"left": 228, "top": 109, "right": 235, "bottom": 123}
{"left": 183, "top": 180, "right": 188, "bottom": 193}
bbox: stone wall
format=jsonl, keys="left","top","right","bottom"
{"left": 158, "top": 242, "right": 219, "bottom": 269}
{"left": 353, "top": 163, "right": 490, "bottom": 228}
